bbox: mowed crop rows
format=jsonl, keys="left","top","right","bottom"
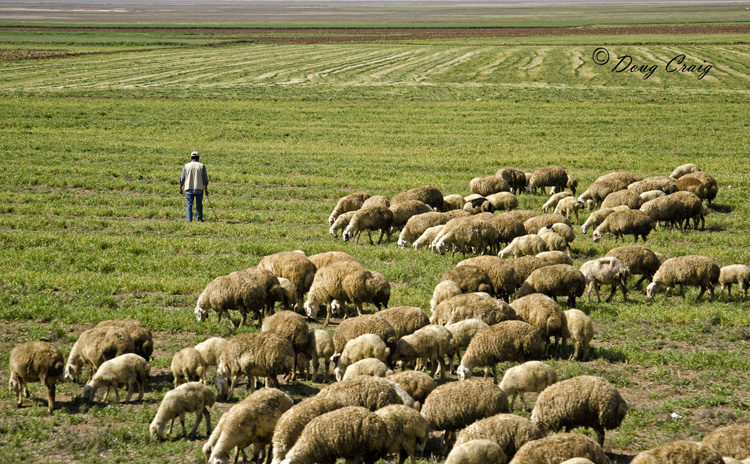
{"left": 1, "top": 43, "right": 749, "bottom": 95}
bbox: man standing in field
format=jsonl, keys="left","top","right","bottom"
{"left": 179, "top": 151, "right": 209, "bottom": 222}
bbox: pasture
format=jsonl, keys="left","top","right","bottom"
{"left": 1, "top": 16, "right": 750, "bottom": 464}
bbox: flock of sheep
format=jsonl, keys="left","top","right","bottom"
{"left": 8, "top": 162, "right": 750, "bottom": 464}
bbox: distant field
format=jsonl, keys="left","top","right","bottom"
{"left": 1, "top": 21, "right": 749, "bottom": 464}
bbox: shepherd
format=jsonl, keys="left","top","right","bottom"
{"left": 179, "top": 151, "right": 209, "bottom": 222}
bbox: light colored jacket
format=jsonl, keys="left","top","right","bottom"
{"left": 181, "top": 161, "right": 207, "bottom": 191}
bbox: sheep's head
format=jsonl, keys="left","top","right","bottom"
{"left": 304, "top": 298, "right": 321, "bottom": 319}
{"left": 215, "top": 374, "right": 229, "bottom": 397}
{"left": 592, "top": 229, "right": 603, "bottom": 243}
{"left": 194, "top": 305, "right": 208, "bottom": 323}
{"left": 397, "top": 238, "right": 408, "bottom": 248}
{"left": 82, "top": 384, "right": 97, "bottom": 404}
{"left": 334, "top": 366, "right": 345, "bottom": 382}
{"left": 645, "top": 282, "right": 659, "bottom": 299}
{"left": 149, "top": 421, "right": 163, "bottom": 440}
{"left": 457, "top": 364, "right": 473, "bottom": 381}
{"left": 328, "top": 214, "right": 336, "bottom": 226}
{"left": 64, "top": 362, "right": 79, "bottom": 381}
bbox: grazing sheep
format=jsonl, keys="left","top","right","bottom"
{"left": 362, "top": 194, "right": 390, "bottom": 209}
{"left": 671, "top": 190, "right": 707, "bottom": 229}
{"left": 719, "top": 264, "right": 750, "bottom": 299}
{"left": 496, "top": 167, "right": 528, "bottom": 194}
{"left": 236, "top": 267, "right": 283, "bottom": 316}
{"left": 639, "top": 195, "right": 688, "bottom": 229}
{"left": 329, "top": 191, "right": 370, "bottom": 225}
{"left": 279, "top": 406, "right": 389, "bottom": 464}
{"left": 487, "top": 214, "right": 528, "bottom": 246}
{"left": 509, "top": 293, "right": 563, "bottom": 353}
{"left": 458, "top": 321, "right": 546, "bottom": 382}
{"left": 538, "top": 227, "right": 570, "bottom": 255}
{"left": 508, "top": 255, "right": 550, "bottom": 282}
{"left": 508, "top": 433, "right": 609, "bottom": 464}
{"left": 457, "top": 255, "right": 522, "bottom": 302}
{"left": 605, "top": 245, "right": 662, "bottom": 288}
{"left": 398, "top": 211, "right": 451, "bottom": 248}
{"left": 334, "top": 333, "right": 391, "bottom": 381}
{"left": 580, "top": 205, "right": 629, "bottom": 235}
{"left": 628, "top": 176, "right": 678, "bottom": 195}
{"left": 414, "top": 224, "right": 446, "bottom": 251}
{"left": 271, "top": 396, "right": 344, "bottom": 464}
{"left": 560, "top": 309, "right": 595, "bottom": 361}
{"left": 670, "top": 163, "right": 702, "bottom": 179}
{"left": 329, "top": 210, "right": 356, "bottom": 238}
{"left": 578, "top": 173, "right": 635, "bottom": 208}
{"left": 387, "top": 370, "right": 437, "bottom": 405}
{"left": 442, "top": 194, "right": 467, "bottom": 211}
{"left": 455, "top": 413, "right": 543, "bottom": 460}
{"left": 536, "top": 250, "right": 573, "bottom": 266}
{"left": 445, "top": 439, "right": 507, "bottom": 464}
{"left": 445, "top": 319, "right": 490, "bottom": 373}
{"left": 503, "top": 210, "right": 537, "bottom": 224}
{"left": 65, "top": 326, "right": 134, "bottom": 383}
{"left": 374, "top": 306, "right": 430, "bottom": 339}
{"left": 391, "top": 185, "right": 444, "bottom": 210}
{"left": 442, "top": 265, "right": 494, "bottom": 294}
{"left": 517, "top": 264, "right": 586, "bottom": 308}
{"left": 95, "top": 318, "right": 153, "bottom": 360}
{"left": 343, "top": 205, "right": 395, "bottom": 244}
{"left": 276, "top": 277, "right": 300, "bottom": 311}
{"left": 560, "top": 459, "right": 596, "bottom": 464}
{"left": 297, "top": 329, "right": 334, "bottom": 382}
{"left": 433, "top": 216, "right": 500, "bottom": 255}
{"left": 524, "top": 213, "right": 570, "bottom": 235}
{"left": 194, "top": 273, "right": 265, "bottom": 328}
{"left": 150, "top": 382, "right": 215, "bottom": 439}
{"left": 305, "top": 261, "right": 378, "bottom": 325}
{"left": 529, "top": 166, "right": 568, "bottom": 195}
{"left": 592, "top": 209, "right": 655, "bottom": 243}
{"left": 580, "top": 256, "right": 630, "bottom": 303}
{"left": 639, "top": 189, "right": 667, "bottom": 202}
{"left": 531, "top": 375, "right": 628, "bottom": 446}
{"left": 547, "top": 222, "right": 576, "bottom": 244}
{"left": 83, "top": 353, "right": 150, "bottom": 404}
{"left": 390, "top": 200, "right": 434, "bottom": 231}
{"left": 554, "top": 196, "right": 585, "bottom": 224}
{"left": 680, "top": 171, "right": 718, "bottom": 206}
{"left": 499, "top": 234, "right": 547, "bottom": 259}
{"left": 204, "top": 388, "right": 294, "bottom": 464}
{"left": 342, "top": 358, "right": 393, "bottom": 380}
{"left": 171, "top": 347, "right": 207, "bottom": 386}
{"left": 431, "top": 293, "right": 516, "bottom": 326}
{"left": 9, "top": 341, "right": 64, "bottom": 413}
{"left": 258, "top": 251, "right": 317, "bottom": 311}
{"left": 463, "top": 196, "right": 494, "bottom": 215}
{"left": 499, "top": 361, "right": 557, "bottom": 411}
{"left": 431, "top": 280, "right": 463, "bottom": 310}
{"left": 332, "top": 314, "right": 398, "bottom": 355}
{"left": 391, "top": 324, "right": 452, "bottom": 378}
{"left": 542, "top": 191, "right": 573, "bottom": 213}
{"left": 375, "top": 404, "right": 431, "bottom": 464}
{"left": 646, "top": 255, "right": 720, "bottom": 301}
{"left": 194, "top": 337, "right": 228, "bottom": 376}
{"left": 702, "top": 423, "right": 750, "bottom": 460}
{"left": 486, "top": 192, "right": 518, "bottom": 212}
{"left": 307, "top": 250, "right": 359, "bottom": 269}
{"left": 319, "top": 375, "right": 405, "bottom": 411}
{"left": 471, "top": 175, "right": 511, "bottom": 196}
{"left": 631, "top": 440, "right": 724, "bottom": 464}
{"left": 600, "top": 189, "right": 643, "bottom": 210}
{"left": 369, "top": 271, "right": 391, "bottom": 310}
{"left": 262, "top": 310, "right": 310, "bottom": 380}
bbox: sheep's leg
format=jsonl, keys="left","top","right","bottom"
{"left": 45, "top": 379, "right": 55, "bottom": 413}
{"left": 367, "top": 230, "right": 374, "bottom": 245}
{"left": 594, "top": 282, "right": 602, "bottom": 303}
{"left": 167, "top": 418, "right": 175, "bottom": 437}
{"left": 741, "top": 281, "right": 748, "bottom": 299}
{"left": 605, "top": 284, "right": 617, "bottom": 303}
{"left": 324, "top": 303, "right": 331, "bottom": 326}
{"left": 519, "top": 393, "right": 528, "bottom": 411}
{"left": 585, "top": 282, "right": 594, "bottom": 302}
{"left": 354, "top": 302, "right": 363, "bottom": 317}
{"left": 376, "top": 229, "right": 385, "bottom": 245}
{"left": 594, "top": 427, "right": 606, "bottom": 446}
{"left": 113, "top": 385, "right": 121, "bottom": 403}
{"left": 508, "top": 394, "right": 517, "bottom": 410}
{"left": 203, "top": 407, "right": 212, "bottom": 436}
{"left": 708, "top": 284, "right": 715, "bottom": 301}
{"left": 189, "top": 410, "right": 201, "bottom": 436}
{"left": 124, "top": 379, "right": 134, "bottom": 403}
{"left": 696, "top": 286, "right": 706, "bottom": 302}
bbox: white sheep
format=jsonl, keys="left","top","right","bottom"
{"left": 329, "top": 210, "right": 356, "bottom": 238}
{"left": 444, "top": 318, "right": 489, "bottom": 373}
{"left": 639, "top": 189, "right": 666, "bottom": 202}
{"left": 554, "top": 196, "right": 585, "bottom": 224}
{"left": 445, "top": 439, "right": 506, "bottom": 464}
{"left": 328, "top": 191, "right": 370, "bottom": 225}
{"left": 171, "top": 347, "right": 207, "bottom": 386}
{"left": 414, "top": 224, "right": 445, "bottom": 251}
{"left": 498, "top": 234, "right": 547, "bottom": 259}
{"left": 9, "top": 341, "right": 64, "bottom": 413}
{"left": 499, "top": 361, "right": 557, "bottom": 411}
{"left": 537, "top": 227, "right": 570, "bottom": 255}
{"left": 342, "top": 205, "right": 394, "bottom": 244}
{"left": 194, "top": 273, "right": 265, "bottom": 328}
{"left": 65, "top": 326, "right": 135, "bottom": 383}
{"left": 194, "top": 337, "right": 228, "bottom": 370}
{"left": 580, "top": 256, "right": 630, "bottom": 303}
{"left": 391, "top": 324, "right": 452, "bottom": 378}
{"left": 542, "top": 191, "right": 573, "bottom": 213}
{"left": 82, "top": 353, "right": 150, "bottom": 404}
{"left": 304, "top": 261, "right": 378, "bottom": 325}
{"left": 341, "top": 358, "right": 393, "bottom": 380}
{"left": 271, "top": 396, "right": 344, "bottom": 464}
{"left": 150, "top": 382, "right": 216, "bottom": 439}
{"left": 334, "top": 333, "right": 390, "bottom": 381}
{"left": 646, "top": 255, "right": 720, "bottom": 301}
{"left": 559, "top": 309, "right": 595, "bottom": 361}
{"left": 719, "top": 264, "right": 750, "bottom": 299}
{"left": 374, "top": 404, "right": 431, "bottom": 464}
{"left": 297, "top": 329, "right": 335, "bottom": 382}
{"left": 580, "top": 205, "right": 629, "bottom": 235}
{"left": 430, "top": 280, "right": 463, "bottom": 311}
{"left": 669, "top": 163, "right": 702, "bottom": 179}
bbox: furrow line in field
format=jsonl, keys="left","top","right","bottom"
{"left": 476, "top": 49, "right": 515, "bottom": 76}
{"left": 662, "top": 46, "right": 747, "bottom": 80}
{"left": 362, "top": 50, "right": 456, "bottom": 83}
{"left": 417, "top": 50, "right": 480, "bottom": 79}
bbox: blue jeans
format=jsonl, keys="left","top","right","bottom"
{"left": 185, "top": 191, "right": 203, "bottom": 222}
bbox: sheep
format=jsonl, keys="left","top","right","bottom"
{"left": 341, "top": 358, "right": 393, "bottom": 380}
{"left": 150, "top": 382, "right": 216, "bottom": 439}
{"left": 702, "top": 423, "right": 750, "bottom": 460}
{"left": 646, "top": 255, "right": 720, "bottom": 301}
{"left": 486, "top": 192, "right": 518, "bottom": 212}
{"left": 578, "top": 175, "right": 634, "bottom": 208}
{"left": 445, "top": 439, "right": 507, "bottom": 464}
{"left": 559, "top": 309, "right": 595, "bottom": 361}
{"left": 389, "top": 200, "right": 434, "bottom": 231}
{"left": 444, "top": 319, "right": 490, "bottom": 373}
{"left": 194, "top": 273, "right": 265, "bottom": 328}
{"left": 536, "top": 250, "right": 573, "bottom": 266}
{"left": 592, "top": 209, "right": 655, "bottom": 243}
{"left": 279, "top": 405, "right": 389, "bottom": 464}
{"left": 680, "top": 171, "right": 718, "bottom": 206}
{"left": 457, "top": 320, "right": 546, "bottom": 382}
{"left": 498, "top": 234, "right": 547, "bottom": 259}
{"left": 433, "top": 216, "right": 499, "bottom": 255}
{"left": 296, "top": 329, "right": 334, "bottom": 382}
{"left": 391, "top": 324, "right": 452, "bottom": 378}
{"left": 342, "top": 205, "right": 394, "bottom": 244}
{"left": 605, "top": 245, "right": 662, "bottom": 288}
{"left": 194, "top": 336, "right": 227, "bottom": 378}
{"left": 529, "top": 166, "right": 568, "bottom": 195}
{"left": 262, "top": 310, "right": 310, "bottom": 380}
{"left": 456, "top": 255, "right": 522, "bottom": 302}
{"left": 471, "top": 175, "right": 511, "bottom": 196}
{"left": 82, "top": 353, "right": 150, "bottom": 404}
{"left": 204, "top": 387, "right": 294, "bottom": 464}
{"left": 516, "top": 264, "right": 586, "bottom": 308}
{"left": 509, "top": 293, "right": 563, "bottom": 353}
{"left": 631, "top": 440, "right": 724, "bottom": 464}
{"left": 271, "top": 396, "right": 344, "bottom": 464}
{"left": 65, "top": 326, "right": 134, "bottom": 383}
{"left": 441, "top": 194, "right": 466, "bottom": 211}
{"left": 334, "top": 333, "right": 391, "bottom": 381}
{"left": 329, "top": 210, "right": 356, "bottom": 238}
{"left": 332, "top": 314, "right": 398, "bottom": 355}
{"left": 498, "top": 361, "right": 557, "bottom": 411}
{"left": 430, "top": 280, "right": 463, "bottom": 310}
{"left": 276, "top": 277, "right": 300, "bottom": 311}
{"left": 329, "top": 191, "right": 370, "bottom": 225}
{"left": 362, "top": 194, "right": 390, "bottom": 209}
{"left": 496, "top": 167, "right": 528, "bottom": 194}
{"left": 600, "top": 189, "right": 643, "bottom": 210}
{"left": 8, "top": 341, "right": 64, "bottom": 413}
{"left": 542, "top": 191, "right": 573, "bottom": 213}
{"left": 596, "top": 171, "right": 641, "bottom": 185}
{"left": 553, "top": 196, "right": 585, "bottom": 224}
{"left": 237, "top": 267, "right": 283, "bottom": 316}
{"left": 503, "top": 209, "right": 537, "bottom": 224}
{"left": 391, "top": 185, "right": 444, "bottom": 210}
{"left": 455, "top": 413, "right": 544, "bottom": 460}
{"left": 531, "top": 374, "right": 628, "bottom": 446}
{"left": 304, "top": 260, "right": 379, "bottom": 325}
{"left": 258, "top": 251, "right": 317, "bottom": 306}
{"left": 580, "top": 256, "right": 630, "bottom": 303}
{"left": 670, "top": 163, "right": 702, "bottom": 179}
{"left": 560, "top": 459, "right": 596, "bottom": 464}
{"left": 308, "top": 250, "right": 359, "bottom": 269}
{"left": 508, "top": 255, "right": 550, "bottom": 282}
{"left": 387, "top": 370, "right": 437, "bottom": 405}
{"left": 537, "top": 227, "right": 570, "bottom": 255}
{"left": 216, "top": 332, "right": 294, "bottom": 398}
{"left": 318, "top": 375, "right": 405, "bottom": 411}
{"left": 719, "top": 264, "right": 750, "bottom": 299}
{"left": 398, "top": 211, "right": 451, "bottom": 247}
{"left": 639, "top": 189, "right": 667, "bottom": 202}
{"left": 508, "top": 432, "right": 609, "bottom": 464}
{"left": 463, "top": 196, "right": 494, "bottom": 215}
{"left": 368, "top": 271, "right": 390, "bottom": 310}
{"left": 374, "top": 306, "right": 429, "bottom": 339}
{"left": 374, "top": 404, "right": 431, "bottom": 464}
{"left": 524, "top": 213, "right": 570, "bottom": 235}
{"left": 430, "top": 293, "right": 516, "bottom": 326}
{"left": 671, "top": 190, "right": 708, "bottom": 229}
{"left": 628, "top": 176, "right": 678, "bottom": 195}
{"left": 580, "top": 205, "right": 629, "bottom": 235}
{"left": 171, "top": 347, "right": 207, "bottom": 386}
{"left": 442, "top": 265, "right": 494, "bottom": 294}
{"left": 486, "top": 215, "right": 527, "bottom": 246}
{"left": 95, "top": 318, "right": 153, "bottom": 360}
{"left": 414, "top": 224, "right": 446, "bottom": 251}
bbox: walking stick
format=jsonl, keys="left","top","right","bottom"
{"left": 205, "top": 190, "right": 215, "bottom": 221}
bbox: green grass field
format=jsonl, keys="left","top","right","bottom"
{"left": 1, "top": 18, "right": 749, "bottom": 464}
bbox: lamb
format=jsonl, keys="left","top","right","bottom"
{"left": 631, "top": 440, "right": 724, "bottom": 464}
{"left": 391, "top": 324, "right": 452, "bottom": 378}
{"left": 719, "top": 264, "right": 750, "bottom": 299}
{"left": 605, "top": 245, "right": 662, "bottom": 288}
{"left": 262, "top": 310, "right": 310, "bottom": 380}
{"left": 398, "top": 211, "right": 451, "bottom": 247}
{"left": 600, "top": 189, "right": 643, "bottom": 210}
{"left": 516, "top": 264, "right": 586, "bottom": 308}
{"left": 194, "top": 337, "right": 228, "bottom": 371}
{"left": 509, "top": 293, "right": 563, "bottom": 353}
{"left": 82, "top": 353, "right": 150, "bottom": 404}
{"left": 414, "top": 224, "right": 446, "bottom": 251}
{"left": 171, "top": 347, "right": 207, "bottom": 386}
{"left": 318, "top": 375, "right": 405, "bottom": 411}
{"left": 329, "top": 210, "right": 356, "bottom": 238}
{"left": 441, "top": 194, "right": 466, "bottom": 211}
{"left": 487, "top": 214, "right": 527, "bottom": 246}
{"left": 391, "top": 185, "right": 444, "bottom": 210}
{"left": 542, "top": 191, "right": 573, "bottom": 213}
{"left": 343, "top": 205, "right": 395, "bottom": 244}
{"left": 237, "top": 267, "right": 283, "bottom": 315}
{"left": 194, "top": 272, "right": 265, "bottom": 328}
{"left": 537, "top": 227, "right": 570, "bottom": 255}
{"left": 430, "top": 293, "right": 516, "bottom": 326}
{"left": 529, "top": 166, "right": 568, "bottom": 195}
{"left": 531, "top": 374, "right": 628, "bottom": 446}
{"left": 65, "top": 326, "right": 135, "bottom": 383}
{"left": 386, "top": 370, "right": 437, "bottom": 405}
{"left": 471, "top": 175, "right": 511, "bottom": 196}
{"left": 150, "top": 382, "right": 216, "bottom": 439}
{"left": 296, "top": 329, "right": 334, "bottom": 382}
{"left": 580, "top": 256, "right": 630, "bottom": 303}
{"left": 334, "top": 333, "right": 391, "bottom": 381}
{"left": 204, "top": 387, "right": 293, "bottom": 464}
{"left": 486, "top": 192, "right": 518, "bottom": 212}
{"left": 498, "top": 234, "right": 547, "bottom": 259}
{"left": 328, "top": 191, "right": 370, "bottom": 225}
{"left": 508, "top": 255, "right": 550, "bottom": 282}
{"left": 332, "top": 314, "right": 398, "bottom": 355}
{"left": 496, "top": 167, "right": 528, "bottom": 194}
{"left": 457, "top": 320, "right": 546, "bottom": 382}
{"left": 457, "top": 255, "right": 522, "bottom": 302}
{"left": 8, "top": 341, "right": 64, "bottom": 413}
{"left": 454, "top": 413, "right": 544, "bottom": 460}
{"left": 430, "top": 280, "right": 463, "bottom": 310}
{"left": 535, "top": 250, "right": 573, "bottom": 266}
{"left": 498, "top": 361, "right": 557, "bottom": 410}
{"left": 560, "top": 309, "right": 595, "bottom": 361}
{"left": 523, "top": 213, "right": 570, "bottom": 235}
{"left": 646, "top": 255, "right": 720, "bottom": 301}
{"left": 304, "top": 260, "right": 379, "bottom": 325}
{"left": 670, "top": 163, "right": 702, "bottom": 179}
{"left": 445, "top": 440, "right": 506, "bottom": 464}
{"left": 445, "top": 319, "right": 490, "bottom": 373}
{"left": 258, "top": 250, "right": 317, "bottom": 305}
{"left": 389, "top": 200, "right": 434, "bottom": 231}
{"left": 374, "top": 404, "right": 431, "bottom": 464}
{"left": 508, "top": 433, "right": 610, "bottom": 464}
{"left": 580, "top": 205, "right": 629, "bottom": 235}
{"left": 441, "top": 265, "right": 494, "bottom": 294}
{"left": 554, "top": 196, "right": 585, "bottom": 224}
{"left": 592, "top": 209, "right": 655, "bottom": 243}
{"left": 95, "top": 318, "right": 153, "bottom": 360}
{"left": 279, "top": 406, "right": 389, "bottom": 464}
{"left": 701, "top": 423, "right": 750, "bottom": 460}
{"left": 639, "top": 189, "right": 667, "bottom": 202}
{"left": 374, "top": 306, "right": 429, "bottom": 339}
{"left": 271, "top": 396, "right": 344, "bottom": 464}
